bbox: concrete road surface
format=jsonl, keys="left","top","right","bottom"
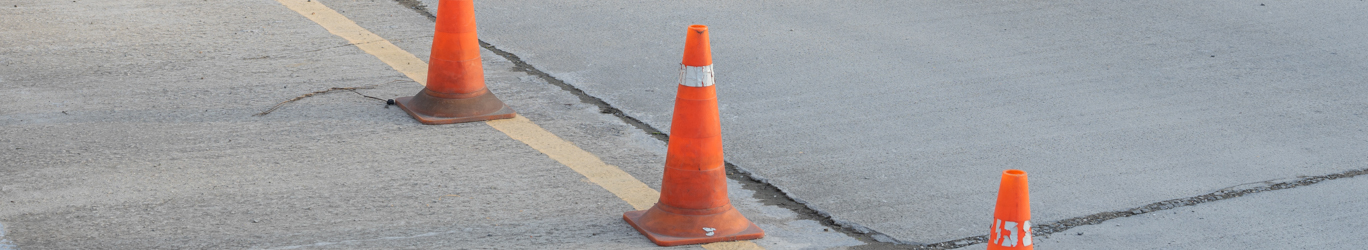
{"left": 0, "top": 0, "right": 859, "bottom": 249}
{"left": 419, "top": 0, "right": 1368, "bottom": 247}
{"left": 4, "top": 0, "right": 1368, "bottom": 249}
{"left": 1012, "top": 176, "right": 1368, "bottom": 249}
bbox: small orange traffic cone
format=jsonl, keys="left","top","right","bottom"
{"left": 394, "top": 0, "right": 514, "bottom": 124}
{"left": 988, "top": 169, "right": 1033, "bottom": 249}
{"left": 622, "top": 25, "right": 764, "bottom": 246}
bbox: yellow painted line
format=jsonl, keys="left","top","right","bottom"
{"left": 276, "top": 0, "right": 429, "bottom": 86}
{"left": 275, "top": 1, "right": 764, "bottom": 249}
{"left": 486, "top": 116, "right": 662, "bottom": 209}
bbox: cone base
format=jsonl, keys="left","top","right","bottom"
{"left": 394, "top": 89, "right": 516, "bottom": 125}
{"left": 622, "top": 209, "right": 764, "bottom": 246}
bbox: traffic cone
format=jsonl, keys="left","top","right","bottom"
{"left": 622, "top": 25, "right": 764, "bottom": 246}
{"left": 394, "top": 0, "right": 514, "bottom": 124}
{"left": 988, "top": 169, "right": 1033, "bottom": 249}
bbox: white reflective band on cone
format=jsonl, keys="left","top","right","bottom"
{"left": 679, "top": 64, "right": 715, "bottom": 87}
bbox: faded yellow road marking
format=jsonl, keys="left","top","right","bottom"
{"left": 276, "top": 1, "right": 763, "bottom": 249}
{"left": 486, "top": 116, "right": 662, "bottom": 210}
{"left": 276, "top": 0, "right": 428, "bottom": 85}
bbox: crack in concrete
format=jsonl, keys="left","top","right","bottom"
{"left": 899, "top": 167, "right": 1368, "bottom": 250}
{"left": 392, "top": 0, "right": 435, "bottom": 21}
{"left": 389, "top": 1, "right": 1368, "bottom": 249}
{"left": 388, "top": 0, "right": 899, "bottom": 246}
{"left": 255, "top": 80, "right": 404, "bottom": 116}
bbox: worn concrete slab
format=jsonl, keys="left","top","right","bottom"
{"left": 437, "top": 0, "right": 1368, "bottom": 244}
{"left": 0, "top": 0, "right": 858, "bottom": 249}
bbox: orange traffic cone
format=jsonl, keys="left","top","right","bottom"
{"left": 988, "top": 169, "right": 1033, "bottom": 249}
{"left": 622, "top": 25, "right": 764, "bottom": 246}
{"left": 394, "top": 0, "right": 514, "bottom": 124}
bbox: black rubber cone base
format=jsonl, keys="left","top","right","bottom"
{"left": 394, "top": 88, "right": 516, "bottom": 125}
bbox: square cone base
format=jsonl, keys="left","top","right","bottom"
{"left": 393, "top": 95, "right": 516, "bottom": 125}
{"left": 622, "top": 210, "right": 765, "bottom": 246}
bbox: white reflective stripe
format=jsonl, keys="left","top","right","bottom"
{"left": 1001, "top": 221, "right": 1018, "bottom": 247}
{"left": 993, "top": 219, "right": 1002, "bottom": 244}
{"left": 1023, "top": 220, "right": 1033, "bottom": 246}
{"left": 679, "top": 64, "right": 715, "bottom": 87}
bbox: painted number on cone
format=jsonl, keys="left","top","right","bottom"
{"left": 992, "top": 219, "right": 1033, "bottom": 247}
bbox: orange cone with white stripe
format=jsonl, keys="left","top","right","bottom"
{"left": 394, "top": 0, "right": 515, "bottom": 124}
{"left": 988, "top": 169, "right": 1033, "bottom": 249}
{"left": 622, "top": 25, "right": 764, "bottom": 246}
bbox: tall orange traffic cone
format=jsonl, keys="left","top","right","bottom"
{"left": 988, "top": 169, "right": 1033, "bottom": 249}
{"left": 622, "top": 25, "right": 764, "bottom": 246}
{"left": 394, "top": 0, "right": 515, "bottom": 124}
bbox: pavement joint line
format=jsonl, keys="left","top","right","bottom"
{"left": 387, "top": 2, "right": 1368, "bottom": 249}
{"left": 389, "top": 0, "right": 903, "bottom": 247}
{"left": 389, "top": 0, "right": 905, "bottom": 247}
{"left": 908, "top": 167, "right": 1368, "bottom": 250}
{"left": 277, "top": 0, "right": 763, "bottom": 248}
{"left": 283, "top": 1, "right": 1368, "bottom": 249}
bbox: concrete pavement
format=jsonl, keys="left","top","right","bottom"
{"left": 440, "top": 0, "right": 1368, "bottom": 246}
{"left": 5, "top": 0, "right": 1368, "bottom": 249}
{"left": 0, "top": 0, "right": 857, "bottom": 249}
{"left": 987, "top": 174, "right": 1368, "bottom": 249}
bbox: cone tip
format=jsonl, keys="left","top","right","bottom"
{"left": 681, "top": 25, "right": 712, "bottom": 66}
{"left": 1003, "top": 169, "right": 1027, "bottom": 177}
{"left": 689, "top": 24, "right": 708, "bottom": 33}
